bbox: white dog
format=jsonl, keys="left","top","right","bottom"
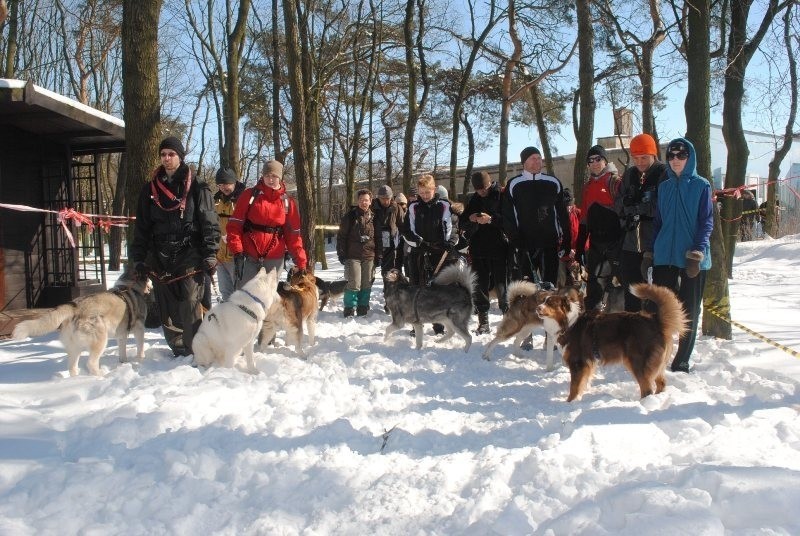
{"left": 192, "top": 267, "right": 278, "bottom": 373}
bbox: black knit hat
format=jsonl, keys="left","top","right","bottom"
{"left": 159, "top": 136, "right": 186, "bottom": 161}
{"left": 520, "top": 146, "right": 541, "bottom": 164}
{"left": 587, "top": 145, "right": 608, "bottom": 162}
{"left": 215, "top": 168, "right": 237, "bottom": 184}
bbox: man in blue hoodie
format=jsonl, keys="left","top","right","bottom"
{"left": 642, "top": 138, "right": 714, "bottom": 372}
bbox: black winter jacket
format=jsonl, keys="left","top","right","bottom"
{"left": 616, "top": 161, "right": 667, "bottom": 253}
{"left": 463, "top": 183, "right": 508, "bottom": 257}
{"left": 131, "top": 163, "right": 220, "bottom": 273}
{"left": 402, "top": 197, "right": 459, "bottom": 252}
{"left": 337, "top": 206, "right": 376, "bottom": 260}
{"left": 501, "top": 171, "right": 571, "bottom": 250}
{"left": 371, "top": 198, "right": 401, "bottom": 250}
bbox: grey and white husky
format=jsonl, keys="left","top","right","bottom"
{"left": 383, "top": 263, "right": 475, "bottom": 351}
{"left": 12, "top": 266, "right": 152, "bottom": 376}
{"left": 192, "top": 267, "right": 279, "bottom": 372}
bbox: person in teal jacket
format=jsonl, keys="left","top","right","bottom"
{"left": 643, "top": 138, "right": 714, "bottom": 373}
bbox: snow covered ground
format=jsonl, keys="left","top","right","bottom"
{"left": 1, "top": 236, "right": 799, "bottom": 535}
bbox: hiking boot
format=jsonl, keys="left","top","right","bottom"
{"left": 433, "top": 323, "right": 445, "bottom": 335}
{"left": 476, "top": 311, "right": 490, "bottom": 335}
{"left": 409, "top": 328, "right": 415, "bottom": 337}
{"left": 343, "top": 307, "right": 355, "bottom": 318}
{"left": 356, "top": 305, "right": 369, "bottom": 317}
{"left": 520, "top": 333, "right": 533, "bottom": 351}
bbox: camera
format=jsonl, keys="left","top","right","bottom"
{"left": 359, "top": 235, "right": 370, "bottom": 243}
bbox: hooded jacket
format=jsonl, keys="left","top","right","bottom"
{"left": 651, "top": 138, "right": 714, "bottom": 270}
{"left": 226, "top": 181, "right": 308, "bottom": 269}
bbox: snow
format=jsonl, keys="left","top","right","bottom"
{"left": 2, "top": 236, "right": 800, "bottom": 535}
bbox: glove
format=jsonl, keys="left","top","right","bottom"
{"left": 134, "top": 261, "right": 150, "bottom": 280}
{"left": 623, "top": 205, "right": 639, "bottom": 217}
{"left": 234, "top": 253, "right": 245, "bottom": 282}
{"left": 685, "top": 250, "right": 703, "bottom": 278}
{"left": 640, "top": 251, "right": 653, "bottom": 280}
{"left": 445, "top": 242, "right": 456, "bottom": 253}
{"left": 203, "top": 257, "right": 217, "bottom": 277}
{"left": 290, "top": 266, "right": 307, "bottom": 277}
{"left": 417, "top": 239, "right": 431, "bottom": 252}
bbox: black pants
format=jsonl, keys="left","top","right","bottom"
{"left": 154, "top": 270, "right": 205, "bottom": 355}
{"left": 619, "top": 250, "right": 646, "bottom": 312}
{"left": 472, "top": 256, "right": 509, "bottom": 313}
{"left": 515, "top": 246, "right": 559, "bottom": 286}
{"left": 652, "top": 265, "right": 707, "bottom": 372}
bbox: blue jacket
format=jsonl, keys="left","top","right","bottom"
{"left": 652, "top": 138, "right": 714, "bottom": 270}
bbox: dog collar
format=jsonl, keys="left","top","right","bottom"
{"left": 241, "top": 289, "right": 266, "bottom": 311}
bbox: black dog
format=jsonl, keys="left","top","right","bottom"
{"left": 314, "top": 277, "right": 348, "bottom": 311}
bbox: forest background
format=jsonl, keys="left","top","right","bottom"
{"left": 1, "top": 0, "right": 799, "bottom": 339}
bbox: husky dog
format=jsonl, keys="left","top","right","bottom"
{"left": 259, "top": 268, "right": 319, "bottom": 357}
{"left": 383, "top": 263, "right": 475, "bottom": 351}
{"left": 548, "top": 283, "right": 689, "bottom": 401}
{"left": 193, "top": 267, "right": 279, "bottom": 372}
{"left": 12, "top": 267, "right": 152, "bottom": 376}
{"left": 482, "top": 281, "right": 583, "bottom": 370}
{"left": 314, "top": 276, "right": 349, "bottom": 311}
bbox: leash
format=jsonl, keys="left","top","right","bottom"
{"left": 432, "top": 250, "right": 449, "bottom": 276}
{"left": 149, "top": 269, "right": 203, "bottom": 285}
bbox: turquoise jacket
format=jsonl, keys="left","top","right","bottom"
{"left": 652, "top": 138, "right": 714, "bottom": 270}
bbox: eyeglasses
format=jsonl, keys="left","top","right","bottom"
{"left": 586, "top": 156, "right": 603, "bottom": 164}
{"left": 667, "top": 151, "right": 689, "bottom": 161}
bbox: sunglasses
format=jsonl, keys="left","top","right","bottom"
{"left": 586, "top": 156, "right": 604, "bottom": 164}
{"left": 667, "top": 151, "right": 689, "bottom": 161}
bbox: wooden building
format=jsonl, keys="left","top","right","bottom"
{"left": 0, "top": 79, "right": 125, "bottom": 315}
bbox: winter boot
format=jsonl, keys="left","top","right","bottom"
{"left": 343, "top": 289, "right": 359, "bottom": 318}
{"left": 476, "top": 311, "right": 490, "bottom": 335}
{"left": 432, "top": 323, "right": 445, "bottom": 335}
{"left": 356, "top": 289, "right": 371, "bottom": 316}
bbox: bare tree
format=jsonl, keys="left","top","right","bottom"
{"left": 573, "top": 0, "right": 595, "bottom": 196}
{"left": 401, "top": 0, "right": 431, "bottom": 192}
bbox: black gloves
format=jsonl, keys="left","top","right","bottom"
{"left": 234, "top": 253, "right": 245, "bottom": 282}
{"left": 203, "top": 257, "right": 217, "bottom": 277}
{"left": 685, "top": 250, "right": 703, "bottom": 278}
{"left": 134, "top": 261, "right": 150, "bottom": 280}
{"left": 640, "top": 251, "right": 653, "bottom": 280}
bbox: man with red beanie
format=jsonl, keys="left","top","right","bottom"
{"left": 227, "top": 160, "right": 308, "bottom": 288}
{"left": 616, "top": 133, "right": 667, "bottom": 311}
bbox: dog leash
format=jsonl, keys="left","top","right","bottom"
{"left": 432, "top": 250, "right": 449, "bottom": 276}
{"left": 149, "top": 269, "right": 203, "bottom": 285}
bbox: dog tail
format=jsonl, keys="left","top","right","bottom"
{"left": 431, "top": 262, "right": 475, "bottom": 294}
{"left": 506, "top": 280, "right": 540, "bottom": 303}
{"left": 11, "top": 303, "right": 78, "bottom": 340}
{"left": 630, "top": 283, "right": 689, "bottom": 340}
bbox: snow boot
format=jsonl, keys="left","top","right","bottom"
{"left": 343, "top": 289, "right": 359, "bottom": 318}
{"left": 356, "top": 289, "right": 371, "bottom": 316}
{"left": 433, "top": 323, "right": 445, "bottom": 335}
{"left": 476, "top": 311, "right": 490, "bottom": 335}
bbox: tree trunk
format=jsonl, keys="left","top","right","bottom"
{"left": 572, "top": 0, "right": 595, "bottom": 198}
{"left": 401, "top": 0, "right": 429, "bottom": 193}
{"left": 121, "top": 0, "right": 162, "bottom": 245}
{"left": 685, "top": 0, "right": 731, "bottom": 340}
{"left": 222, "top": 0, "right": 251, "bottom": 174}
{"left": 530, "top": 84, "right": 555, "bottom": 176}
{"left": 108, "top": 154, "right": 127, "bottom": 271}
{"left": 498, "top": 0, "right": 521, "bottom": 186}
{"left": 283, "top": 0, "right": 316, "bottom": 267}
{"left": 2, "top": 0, "right": 18, "bottom": 77}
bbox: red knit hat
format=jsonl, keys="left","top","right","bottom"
{"left": 629, "top": 134, "right": 658, "bottom": 157}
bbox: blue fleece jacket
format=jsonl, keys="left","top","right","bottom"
{"left": 652, "top": 138, "right": 714, "bottom": 270}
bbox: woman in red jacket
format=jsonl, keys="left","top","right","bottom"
{"left": 226, "top": 160, "right": 308, "bottom": 288}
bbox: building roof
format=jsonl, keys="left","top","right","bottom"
{"left": 0, "top": 79, "right": 125, "bottom": 154}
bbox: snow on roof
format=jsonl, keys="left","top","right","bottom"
{"left": 0, "top": 78, "right": 125, "bottom": 128}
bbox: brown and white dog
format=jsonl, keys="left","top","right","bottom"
{"left": 259, "top": 268, "right": 319, "bottom": 357}
{"left": 546, "top": 283, "right": 689, "bottom": 402}
{"left": 481, "top": 281, "right": 583, "bottom": 371}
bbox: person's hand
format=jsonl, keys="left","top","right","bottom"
{"left": 234, "top": 253, "right": 245, "bottom": 281}
{"left": 203, "top": 257, "right": 217, "bottom": 277}
{"left": 640, "top": 251, "right": 653, "bottom": 280}
{"left": 134, "top": 261, "right": 150, "bottom": 280}
{"left": 685, "top": 250, "right": 703, "bottom": 278}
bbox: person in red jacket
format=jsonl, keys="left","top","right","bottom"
{"left": 226, "top": 160, "right": 308, "bottom": 288}
{"left": 575, "top": 145, "right": 623, "bottom": 310}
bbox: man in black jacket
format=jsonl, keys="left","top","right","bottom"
{"left": 502, "top": 146, "right": 571, "bottom": 286}
{"left": 464, "top": 171, "right": 508, "bottom": 334}
{"left": 130, "top": 137, "right": 220, "bottom": 356}
{"left": 371, "top": 184, "right": 402, "bottom": 275}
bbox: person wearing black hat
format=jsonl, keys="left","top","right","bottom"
{"left": 464, "top": 171, "right": 508, "bottom": 333}
{"left": 575, "top": 144, "right": 624, "bottom": 311}
{"left": 501, "top": 146, "right": 571, "bottom": 286}
{"left": 130, "top": 137, "right": 220, "bottom": 357}
{"left": 371, "top": 184, "right": 403, "bottom": 276}
{"left": 214, "top": 167, "right": 246, "bottom": 301}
